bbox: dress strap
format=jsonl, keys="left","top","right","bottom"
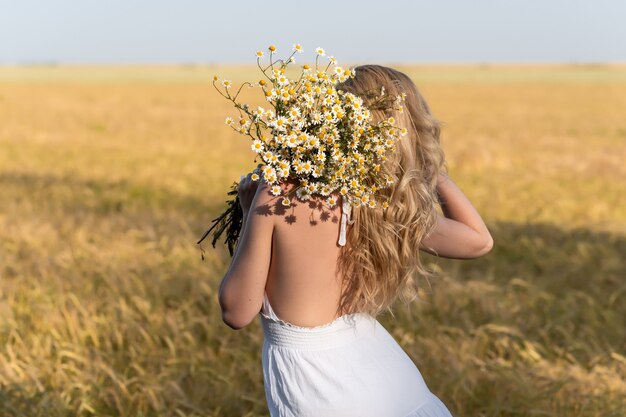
{"left": 262, "top": 291, "right": 280, "bottom": 321}
{"left": 338, "top": 196, "right": 353, "bottom": 246}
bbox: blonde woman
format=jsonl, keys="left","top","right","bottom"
{"left": 219, "top": 65, "right": 493, "bottom": 416}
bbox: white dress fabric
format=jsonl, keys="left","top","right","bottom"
{"left": 260, "top": 291, "right": 455, "bottom": 417}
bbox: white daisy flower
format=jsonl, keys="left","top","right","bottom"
{"left": 312, "top": 166, "right": 323, "bottom": 178}
{"left": 288, "top": 107, "right": 301, "bottom": 119}
{"left": 292, "top": 119, "right": 306, "bottom": 130}
{"left": 323, "top": 112, "right": 336, "bottom": 123}
{"left": 294, "top": 161, "right": 305, "bottom": 175}
{"left": 270, "top": 185, "right": 282, "bottom": 196}
{"left": 315, "top": 47, "right": 325, "bottom": 56}
{"left": 326, "top": 195, "right": 337, "bottom": 207}
{"left": 296, "top": 187, "right": 311, "bottom": 201}
{"left": 310, "top": 112, "right": 323, "bottom": 123}
{"left": 307, "top": 136, "right": 320, "bottom": 148}
{"left": 277, "top": 74, "right": 289, "bottom": 86}
{"left": 277, "top": 159, "right": 291, "bottom": 170}
{"left": 269, "top": 116, "right": 289, "bottom": 132}
{"left": 262, "top": 165, "right": 274, "bottom": 176}
{"left": 224, "top": 117, "right": 234, "bottom": 126}
{"left": 262, "top": 150, "right": 273, "bottom": 161}
{"left": 278, "top": 88, "right": 292, "bottom": 101}
{"left": 293, "top": 43, "right": 303, "bottom": 53}
{"left": 265, "top": 88, "right": 278, "bottom": 102}
{"left": 251, "top": 139, "right": 264, "bottom": 153}
{"left": 222, "top": 80, "right": 232, "bottom": 89}
{"left": 285, "top": 134, "right": 299, "bottom": 148}
{"left": 237, "top": 118, "right": 251, "bottom": 130}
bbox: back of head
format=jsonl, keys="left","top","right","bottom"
{"left": 335, "top": 64, "right": 448, "bottom": 317}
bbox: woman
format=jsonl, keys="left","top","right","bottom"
{"left": 218, "top": 65, "right": 493, "bottom": 416}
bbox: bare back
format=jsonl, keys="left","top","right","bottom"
{"left": 264, "top": 182, "right": 348, "bottom": 327}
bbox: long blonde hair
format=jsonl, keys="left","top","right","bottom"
{"left": 335, "top": 64, "right": 448, "bottom": 318}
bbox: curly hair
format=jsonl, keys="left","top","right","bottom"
{"left": 334, "top": 64, "right": 448, "bottom": 318}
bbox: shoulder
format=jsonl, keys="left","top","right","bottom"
{"left": 249, "top": 180, "right": 277, "bottom": 219}
{"left": 254, "top": 178, "right": 298, "bottom": 208}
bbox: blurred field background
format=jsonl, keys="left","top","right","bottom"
{"left": 0, "top": 64, "right": 625, "bottom": 416}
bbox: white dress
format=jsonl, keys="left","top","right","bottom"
{"left": 260, "top": 290, "right": 455, "bottom": 417}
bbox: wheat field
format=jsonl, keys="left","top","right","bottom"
{"left": 0, "top": 64, "right": 625, "bottom": 416}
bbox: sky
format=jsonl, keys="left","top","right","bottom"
{"left": 0, "top": 0, "right": 624, "bottom": 65}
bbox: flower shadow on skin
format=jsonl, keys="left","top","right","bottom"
{"left": 307, "top": 200, "right": 339, "bottom": 225}
{"left": 251, "top": 194, "right": 299, "bottom": 225}
{"left": 252, "top": 194, "right": 339, "bottom": 226}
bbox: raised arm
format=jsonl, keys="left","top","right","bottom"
{"left": 218, "top": 175, "right": 275, "bottom": 330}
{"left": 419, "top": 172, "right": 493, "bottom": 259}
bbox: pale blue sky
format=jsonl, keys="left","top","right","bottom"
{"left": 1, "top": 0, "right": 624, "bottom": 64}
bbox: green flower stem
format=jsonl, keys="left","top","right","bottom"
{"left": 197, "top": 182, "right": 243, "bottom": 258}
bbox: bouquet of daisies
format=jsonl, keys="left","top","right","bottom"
{"left": 198, "top": 44, "right": 407, "bottom": 256}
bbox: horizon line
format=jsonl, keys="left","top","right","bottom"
{"left": 1, "top": 60, "right": 625, "bottom": 67}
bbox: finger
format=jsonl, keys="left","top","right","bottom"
{"left": 239, "top": 172, "right": 254, "bottom": 189}
{"left": 240, "top": 172, "right": 253, "bottom": 182}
